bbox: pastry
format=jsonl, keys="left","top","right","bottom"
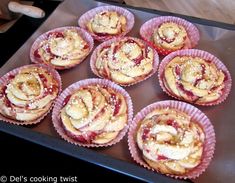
{"left": 31, "top": 27, "right": 93, "bottom": 69}
{"left": 0, "top": 65, "right": 60, "bottom": 123}
{"left": 136, "top": 108, "right": 205, "bottom": 175}
{"left": 78, "top": 6, "right": 134, "bottom": 41}
{"left": 87, "top": 11, "right": 127, "bottom": 37}
{"left": 60, "top": 84, "right": 128, "bottom": 144}
{"left": 152, "top": 22, "right": 188, "bottom": 51}
{"left": 161, "top": 55, "right": 228, "bottom": 105}
{"left": 128, "top": 101, "right": 215, "bottom": 178}
{"left": 92, "top": 37, "right": 157, "bottom": 86}
{"left": 140, "top": 16, "right": 199, "bottom": 55}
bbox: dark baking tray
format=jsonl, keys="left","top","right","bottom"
{"left": 1, "top": 0, "right": 235, "bottom": 182}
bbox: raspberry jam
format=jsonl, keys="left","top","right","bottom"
{"left": 133, "top": 54, "right": 144, "bottom": 65}
{"left": 157, "top": 155, "right": 168, "bottom": 160}
{"left": 177, "top": 83, "right": 198, "bottom": 101}
{"left": 38, "top": 73, "right": 48, "bottom": 83}
{"left": 142, "top": 128, "right": 150, "bottom": 141}
{"left": 110, "top": 94, "right": 121, "bottom": 116}
{"left": 63, "top": 95, "right": 71, "bottom": 106}
{"left": 174, "top": 65, "right": 181, "bottom": 76}
{"left": 83, "top": 44, "right": 89, "bottom": 49}
{"left": 166, "top": 119, "right": 179, "bottom": 129}
{"left": 47, "top": 31, "right": 64, "bottom": 38}
{"left": 34, "top": 49, "right": 41, "bottom": 58}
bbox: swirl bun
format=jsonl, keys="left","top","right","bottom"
{"left": 136, "top": 108, "right": 205, "bottom": 175}
{"left": 31, "top": 27, "right": 93, "bottom": 70}
{"left": 60, "top": 85, "right": 128, "bottom": 144}
{"left": 91, "top": 37, "right": 159, "bottom": 86}
{"left": 0, "top": 65, "right": 60, "bottom": 123}
{"left": 159, "top": 50, "right": 232, "bottom": 105}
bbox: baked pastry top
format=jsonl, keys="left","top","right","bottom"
{"left": 95, "top": 37, "right": 154, "bottom": 85}
{"left": 161, "top": 56, "right": 226, "bottom": 104}
{"left": 60, "top": 85, "right": 128, "bottom": 144}
{"left": 136, "top": 108, "right": 205, "bottom": 175}
{"left": 33, "top": 28, "right": 90, "bottom": 69}
{"left": 0, "top": 66, "right": 60, "bottom": 122}
{"left": 152, "top": 22, "right": 188, "bottom": 51}
{"left": 87, "top": 11, "right": 127, "bottom": 36}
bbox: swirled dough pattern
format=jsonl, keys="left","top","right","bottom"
{"left": 60, "top": 85, "right": 128, "bottom": 144}
{"left": 136, "top": 108, "right": 205, "bottom": 175}
{"left": 162, "top": 56, "right": 226, "bottom": 104}
{"left": 152, "top": 22, "right": 188, "bottom": 51}
{"left": 95, "top": 38, "right": 154, "bottom": 85}
{"left": 33, "top": 29, "right": 90, "bottom": 68}
{"left": 0, "top": 66, "right": 60, "bottom": 122}
{"left": 87, "top": 11, "right": 126, "bottom": 36}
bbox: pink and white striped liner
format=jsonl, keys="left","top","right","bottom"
{"left": 78, "top": 5, "right": 135, "bottom": 42}
{"left": 0, "top": 64, "right": 62, "bottom": 125}
{"left": 140, "top": 16, "right": 199, "bottom": 55}
{"left": 90, "top": 36, "right": 159, "bottom": 86}
{"left": 52, "top": 78, "right": 133, "bottom": 148}
{"left": 158, "top": 49, "right": 232, "bottom": 106}
{"left": 128, "top": 100, "right": 215, "bottom": 179}
{"left": 30, "top": 26, "right": 94, "bottom": 70}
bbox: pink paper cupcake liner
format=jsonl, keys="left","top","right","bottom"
{"left": 0, "top": 64, "right": 62, "bottom": 125}
{"left": 158, "top": 49, "right": 232, "bottom": 106}
{"left": 90, "top": 36, "right": 159, "bottom": 86}
{"left": 140, "top": 16, "right": 200, "bottom": 55}
{"left": 30, "top": 26, "right": 94, "bottom": 70}
{"left": 52, "top": 78, "right": 133, "bottom": 148}
{"left": 78, "top": 5, "right": 135, "bottom": 42}
{"left": 128, "top": 100, "right": 215, "bottom": 179}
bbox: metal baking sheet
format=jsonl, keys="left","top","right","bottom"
{"left": 1, "top": 0, "right": 235, "bottom": 182}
